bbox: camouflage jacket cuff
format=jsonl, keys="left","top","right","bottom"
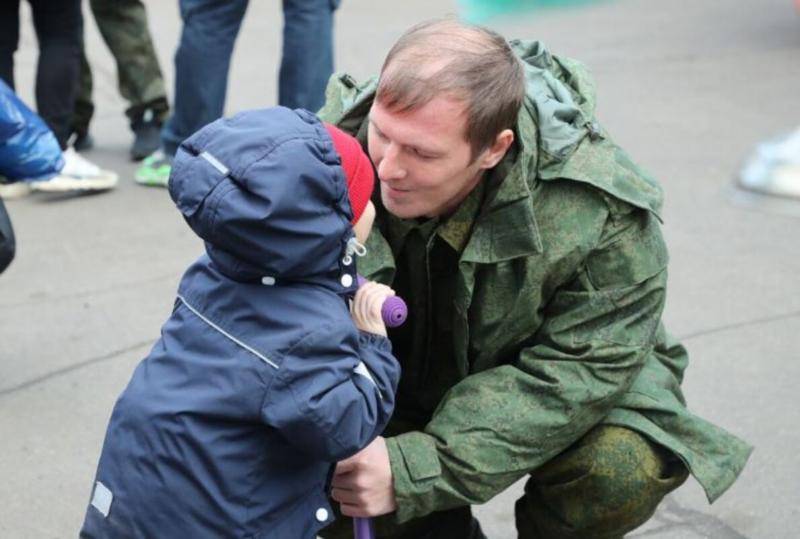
{"left": 386, "top": 431, "right": 441, "bottom": 523}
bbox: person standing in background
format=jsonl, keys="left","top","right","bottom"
{"left": 71, "top": 0, "right": 170, "bottom": 161}
{"left": 0, "top": 0, "right": 117, "bottom": 194}
{"left": 135, "top": 0, "right": 339, "bottom": 188}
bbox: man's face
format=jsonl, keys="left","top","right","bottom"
{"left": 367, "top": 96, "right": 486, "bottom": 219}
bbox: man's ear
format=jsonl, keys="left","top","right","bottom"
{"left": 477, "top": 129, "right": 514, "bottom": 170}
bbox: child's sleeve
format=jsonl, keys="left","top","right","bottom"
{"left": 260, "top": 322, "right": 400, "bottom": 461}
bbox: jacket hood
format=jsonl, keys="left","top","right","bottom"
{"left": 509, "top": 39, "right": 664, "bottom": 217}
{"left": 169, "top": 107, "right": 359, "bottom": 291}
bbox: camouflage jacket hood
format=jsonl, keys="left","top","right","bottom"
{"left": 509, "top": 39, "right": 663, "bottom": 217}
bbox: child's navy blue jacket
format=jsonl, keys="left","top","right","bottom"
{"left": 80, "top": 108, "right": 400, "bottom": 539}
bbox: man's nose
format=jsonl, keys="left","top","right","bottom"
{"left": 377, "top": 144, "right": 407, "bottom": 182}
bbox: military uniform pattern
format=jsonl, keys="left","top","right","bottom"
{"left": 73, "top": 0, "right": 168, "bottom": 134}
{"left": 316, "top": 39, "right": 752, "bottom": 538}
{"left": 322, "top": 426, "right": 688, "bottom": 539}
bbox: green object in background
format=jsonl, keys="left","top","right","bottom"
{"left": 458, "top": 0, "right": 607, "bottom": 23}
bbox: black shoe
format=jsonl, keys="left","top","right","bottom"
{"left": 130, "top": 114, "right": 162, "bottom": 161}
{"left": 72, "top": 132, "right": 95, "bottom": 152}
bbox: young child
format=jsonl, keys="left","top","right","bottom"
{"left": 80, "top": 107, "right": 401, "bottom": 538}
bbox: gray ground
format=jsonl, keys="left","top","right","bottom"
{"left": 1, "top": 0, "right": 798, "bottom": 537}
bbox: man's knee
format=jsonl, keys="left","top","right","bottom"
{"left": 516, "top": 426, "right": 688, "bottom": 539}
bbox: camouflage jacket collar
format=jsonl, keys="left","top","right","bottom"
{"left": 460, "top": 141, "right": 543, "bottom": 264}
{"left": 382, "top": 177, "right": 486, "bottom": 256}
{"left": 373, "top": 141, "right": 542, "bottom": 265}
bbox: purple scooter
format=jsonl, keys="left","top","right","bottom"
{"left": 353, "top": 516, "right": 376, "bottom": 539}
{"left": 352, "top": 277, "right": 407, "bottom": 539}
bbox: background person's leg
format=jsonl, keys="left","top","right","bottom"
{"left": 0, "top": 0, "right": 22, "bottom": 91}
{"left": 160, "top": 0, "right": 248, "bottom": 157}
{"left": 515, "top": 425, "right": 689, "bottom": 539}
{"left": 71, "top": 50, "right": 94, "bottom": 150}
{"left": 88, "top": 0, "right": 169, "bottom": 128}
{"left": 279, "top": 0, "right": 336, "bottom": 112}
{"left": 28, "top": 0, "right": 83, "bottom": 149}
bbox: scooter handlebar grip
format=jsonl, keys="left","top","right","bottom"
{"left": 356, "top": 275, "right": 407, "bottom": 328}
{"left": 381, "top": 296, "right": 407, "bottom": 328}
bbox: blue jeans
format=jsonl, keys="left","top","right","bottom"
{"left": 161, "top": 0, "right": 337, "bottom": 156}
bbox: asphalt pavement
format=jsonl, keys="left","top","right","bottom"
{"left": 1, "top": 0, "right": 798, "bottom": 537}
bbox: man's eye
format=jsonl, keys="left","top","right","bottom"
{"left": 412, "top": 148, "right": 434, "bottom": 159}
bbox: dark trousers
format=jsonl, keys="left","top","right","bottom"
{"left": 0, "top": 199, "right": 15, "bottom": 274}
{"left": 320, "top": 426, "right": 689, "bottom": 539}
{"left": 0, "top": 0, "right": 83, "bottom": 149}
{"left": 73, "top": 0, "right": 169, "bottom": 135}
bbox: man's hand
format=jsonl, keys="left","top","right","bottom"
{"left": 331, "top": 436, "right": 397, "bottom": 517}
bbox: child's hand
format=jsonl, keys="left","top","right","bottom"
{"left": 351, "top": 281, "right": 395, "bottom": 337}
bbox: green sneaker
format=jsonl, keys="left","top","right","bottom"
{"left": 135, "top": 149, "right": 173, "bottom": 187}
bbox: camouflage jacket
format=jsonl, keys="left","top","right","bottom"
{"left": 318, "top": 40, "right": 752, "bottom": 523}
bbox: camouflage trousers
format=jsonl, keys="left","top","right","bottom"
{"left": 73, "top": 0, "right": 169, "bottom": 134}
{"left": 320, "top": 425, "right": 689, "bottom": 539}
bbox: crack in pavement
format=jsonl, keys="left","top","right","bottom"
{"left": 0, "top": 272, "right": 179, "bottom": 309}
{"left": 677, "top": 309, "right": 800, "bottom": 342}
{"left": 0, "top": 339, "right": 154, "bottom": 399}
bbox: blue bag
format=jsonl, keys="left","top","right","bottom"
{"left": 0, "top": 79, "right": 63, "bottom": 181}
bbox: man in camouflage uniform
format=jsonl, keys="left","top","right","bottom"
{"left": 72, "top": 0, "right": 169, "bottom": 160}
{"left": 318, "top": 19, "right": 752, "bottom": 539}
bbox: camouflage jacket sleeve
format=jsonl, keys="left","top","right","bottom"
{"left": 385, "top": 203, "right": 669, "bottom": 523}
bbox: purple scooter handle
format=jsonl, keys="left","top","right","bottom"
{"left": 353, "top": 516, "right": 375, "bottom": 539}
{"left": 351, "top": 277, "right": 405, "bottom": 538}
{"left": 356, "top": 276, "right": 407, "bottom": 328}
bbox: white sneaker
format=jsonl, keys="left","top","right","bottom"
{"left": 739, "top": 128, "right": 800, "bottom": 199}
{"left": 31, "top": 147, "right": 118, "bottom": 192}
{"left": 0, "top": 178, "right": 32, "bottom": 199}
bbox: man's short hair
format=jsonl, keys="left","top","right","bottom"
{"left": 377, "top": 18, "right": 525, "bottom": 159}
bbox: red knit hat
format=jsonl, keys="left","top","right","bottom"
{"left": 323, "top": 123, "right": 375, "bottom": 224}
